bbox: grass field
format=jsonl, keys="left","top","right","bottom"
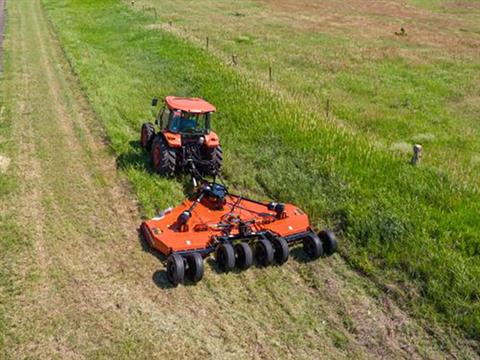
{"left": 131, "top": 0, "right": 480, "bottom": 184}
{"left": 3, "top": 0, "right": 477, "bottom": 358}
{"left": 36, "top": 0, "right": 480, "bottom": 344}
{"left": 0, "top": 0, "right": 479, "bottom": 357}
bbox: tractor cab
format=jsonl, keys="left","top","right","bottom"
{"left": 155, "top": 96, "right": 215, "bottom": 136}
{"left": 141, "top": 96, "right": 223, "bottom": 177}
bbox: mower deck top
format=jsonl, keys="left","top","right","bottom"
{"left": 142, "top": 193, "right": 310, "bottom": 256}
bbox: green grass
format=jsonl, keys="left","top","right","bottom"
{"left": 131, "top": 0, "right": 480, "bottom": 184}
{"left": 42, "top": 0, "right": 480, "bottom": 340}
{"left": 0, "top": 6, "right": 23, "bottom": 351}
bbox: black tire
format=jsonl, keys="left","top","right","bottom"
{"left": 216, "top": 243, "right": 235, "bottom": 272}
{"left": 272, "top": 237, "right": 289, "bottom": 265}
{"left": 234, "top": 242, "right": 253, "bottom": 270}
{"left": 303, "top": 233, "right": 323, "bottom": 260}
{"left": 140, "top": 122, "right": 155, "bottom": 151}
{"left": 318, "top": 230, "right": 337, "bottom": 256}
{"left": 255, "top": 238, "right": 274, "bottom": 267}
{"left": 151, "top": 135, "right": 176, "bottom": 176}
{"left": 204, "top": 145, "right": 223, "bottom": 175}
{"left": 166, "top": 253, "right": 185, "bottom": 286}
{"left": 186, "top": 253, "right": 204, "bottom": 283}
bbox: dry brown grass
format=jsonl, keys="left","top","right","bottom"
{"left": 257, "top": 0, "right": 480, "bottom": 60}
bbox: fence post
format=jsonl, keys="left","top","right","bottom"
{"left": 411, "top": 144, "right": 423, "bottom": 166}
{"left": 269, "top": 66, "right": 272, "bottom": 82}
{"left": 326, "top": 99, "right": 330, "bottom": 118}
{"left": 206, "top": 36, "right": 209, "bottom": 50}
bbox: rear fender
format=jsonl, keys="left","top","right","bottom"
{"left": 204, "top": 131, "right": 220, "bottom": 148}
{"left": 162, "top": 131, "right": 182, "bottom": 148}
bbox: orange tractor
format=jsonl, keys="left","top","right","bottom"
{"left": 140, "top": 96, "right": 222, "bottom": 176}
{"left": 141, "top": 179, "right": 337, "bottom": 286}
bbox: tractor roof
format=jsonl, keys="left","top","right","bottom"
{"left": 165, "top": 96, "right": 216, "bottom": 113}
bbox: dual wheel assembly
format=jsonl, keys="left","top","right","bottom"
{"left": 166, "top": 230, "right": 337, "bottom": 286}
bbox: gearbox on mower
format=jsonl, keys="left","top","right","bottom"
{"left": 141, "top": 179, "right": 337, "bottom": 286}
{"left": 140, "top": 96, "right": 222, "bottom": 177}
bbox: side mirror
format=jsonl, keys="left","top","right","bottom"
{"left": 151, "top": 97, "right": 158, "bottom": 107}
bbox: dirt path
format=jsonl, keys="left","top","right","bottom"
{"left": 1, "top": 0, "right": 477, "bottom": 358}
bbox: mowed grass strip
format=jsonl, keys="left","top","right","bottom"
{"left": 43, "top": 0, "right": 480, "bottom": 339}
{"left": 0, "top": 1, "right": 25, "bottom": 350}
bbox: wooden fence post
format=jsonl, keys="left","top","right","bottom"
{"left": 411, "top": 144, "right": 423, "bottom": 166}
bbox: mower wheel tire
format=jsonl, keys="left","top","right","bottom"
{"left": 216, "top": 243, "right": 235, "bottom": 272}
{"left": 303, "top": 233, "right": 323, "bottom": 260}
{"left": 234, "top": 242, "right": 253, "bottom": 270}
{"left": 140, "top": 122, "right": 155, "bottom": 151}
{"left": 166, "top": 253, "right": 185, "bottom": 286}
{"left": 186, "top": 253, "right": 204, "bottom": 283}
{"left": 318, "top": 230, "right": 337, "bottom": 256}
{"left": 255, "top": 238, "right": 274, "bottom": 267}
{"left": 272, "top": 237, "right": 289, "bottom": 265}
{"left": 151, "top": 136, "right": 176, "bottom": 176}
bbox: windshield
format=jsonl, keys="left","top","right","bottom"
{"left": 168, "top": 111, "right": 210, "bottom": 134}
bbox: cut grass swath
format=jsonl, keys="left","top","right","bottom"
{"left": 42, "top": 0, "right": 480, "bottom": 339}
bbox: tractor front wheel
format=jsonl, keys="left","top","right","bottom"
{"left": 204, "top": 145, "right": 223, "bottom": 175}
{"left": 140, "top": 122, "right": 155, "bottom": 151}
{"left": 166, "top": 253, "right": 185, "bottom": 286}
{"left": 216, "top": 243, "right": 235, "bottom": 272}
{"left": 151, "top": 136, "right": 176, "bottom": 176}
{"left": 186, "top": 253, "right": 204, "bottom": 283}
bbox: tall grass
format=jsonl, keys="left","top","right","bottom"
{"left": 43, "top": 0, "right": 480, "bottom": 339}
{"left": 131, "top": 0, "right": 480, "bottom": 184}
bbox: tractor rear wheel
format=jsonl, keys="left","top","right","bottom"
{"left": 234, "top": 242, "right": 253, "bottom": 270}
{"left": 318, "top": 230, "right": 337, "bottom": 256}
{"left": 140, "top": 122, "right": 155, "bottom": 151}
{"left": 303, "top": 233, "right": 323, "bottom": 260}
{"left": 166, "top": 253, "right": 185, "bottom": 286}
{"left": 204, "top": 145, "right": 223, "bottom": 175}
{"left": 272, "top": 237, "right": 289, "bottom": 265}
{"left": 255, "top": 238, "right": 274, "bottom": 267}
{"left": 216, "top": 243, "right": 235, "bottom": 272}
{"left": 186, "top": 253, "right": 204, "bottom": 283}
{"left": 151, "top": 136, "right": 176, "bottom": 176}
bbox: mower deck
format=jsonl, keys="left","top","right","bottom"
{"left": 142, "top": 195, "right": 310, "bottom": 255}
{"left": 141, "top": 181, "right": 337, "bottom": 286}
